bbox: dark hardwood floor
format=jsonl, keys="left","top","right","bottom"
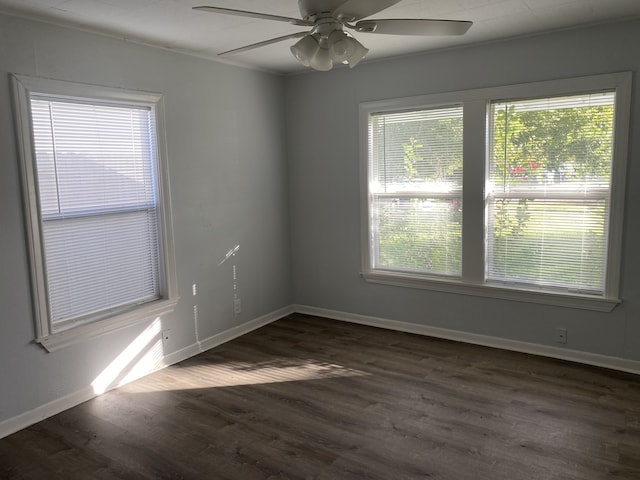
{"left": 2, "top": 313, "right": 640, "bottom": 479}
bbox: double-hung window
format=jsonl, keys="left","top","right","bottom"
{"left": 361, "top": 73, "right": 630, "bottom": 311}
{"left": 368, "top": 106, "right": 463, "bottom": 276}
{"left": 12, "top": 75, "right": 178, "bottom": 351}
{"left": 487, "top": 93, "right": 615, "bottom": 294}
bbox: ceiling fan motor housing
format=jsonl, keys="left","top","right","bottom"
{"left": 299, "top": 0, "right": 353, "bottom": 21}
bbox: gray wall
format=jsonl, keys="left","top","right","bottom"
{"left": 2, "top": 12, "right": 639, "bottom": 430}
{"left": 286, "top": 19, "right": 640, "bottom": 361}
{"left": 0, "top": 14, "right": 291, "bottom": 424}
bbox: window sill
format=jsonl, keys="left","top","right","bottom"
{"left": 35, "top": 298, "right": 179, "bottom": 353}
{"left": 361, "top": 271, "right": 620, "bottom": 312}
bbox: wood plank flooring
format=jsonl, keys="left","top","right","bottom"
{"left": 2, "top": 313, "right": 640, "bottom": 479}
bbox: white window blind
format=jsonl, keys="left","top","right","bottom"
{"left": 368, "top": 106, "right": 463, "bottom": 276}
{"left": 30, "top": 97, "right": 161, "bottom": 330}
{"left": 487, "top": 92, "right": 616, "bottom": 294}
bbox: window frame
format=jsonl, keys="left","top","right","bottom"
{"left": 360, "top": 72, "right": 631, "bottom": 312}
{"left": 12, "top": 74, "right": 179, "bottom": 351}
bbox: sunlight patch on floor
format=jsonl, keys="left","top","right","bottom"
{"left": 125, "top": 359, "right": 368, "bottom": 392}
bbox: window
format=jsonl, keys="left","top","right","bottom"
{"left": 487, "top": 93, "right": 615, "bottom": 294}
{"left": 361, "top": 73, "right": 631, "bottom": 311}
{"left": 12, "top": 75, "right": 177, "bottom": 351}
{"left": 368, "top": 106, "right": 463, "bottom": 276}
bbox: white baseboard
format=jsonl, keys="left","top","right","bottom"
{"left": 0, "top": 304, "right": 294, "bottom": 440}
{"left": 0, "top": 386, "right": 96, "bottom": 442}
{"left": 293, "top": 304, "right": 640, "bottom": 376}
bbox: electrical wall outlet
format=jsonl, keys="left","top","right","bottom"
{"left": 555, "top": 327, "right": 567, "bottom": 344}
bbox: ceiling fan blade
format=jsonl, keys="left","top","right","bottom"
{"left": 219, "top": 32, "right": 309, "bottom": 56}
{"left": 193, "top": 6, "right": 313, "bottom": 27}
{"left": 333, "top": 0, "right": 402, "bottom": 22}
{"left": 355, "top": 18, "right": 473, "bottom": 36}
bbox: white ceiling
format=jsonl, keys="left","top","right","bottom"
{"left": 1, "top": 0, "right": 640, "bottom": 74}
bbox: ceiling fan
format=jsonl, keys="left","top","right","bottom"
{"left": 193, "top": 0, "right": 473, "bottom": 71}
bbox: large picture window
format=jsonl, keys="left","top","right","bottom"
{"left": 12, "top": 75, "right": 177, "bottom": 351}
{"left": 361, "top": 73, "right": 630, "bottom": 311}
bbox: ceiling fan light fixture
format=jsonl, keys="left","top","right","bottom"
{"left": 290, "top": 34, "right": 320, "bottom": 67}
{"left": 197, "top": 2, "right": 472, "bottom": 72}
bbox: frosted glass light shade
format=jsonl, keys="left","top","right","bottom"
{"left": 328, "top": 31, "right": 369, "bottom": 68}
{"left": 290, "top": 35, "right": 320, "bottom": 67}
{"left": 329, "top": 31, "right": 355, "bottom": 62}
{"left": 346, "top": 40, "right": 368, "bottom": 68}
{"left": 309, "top": 47, "right": 333, "bottom": 71}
